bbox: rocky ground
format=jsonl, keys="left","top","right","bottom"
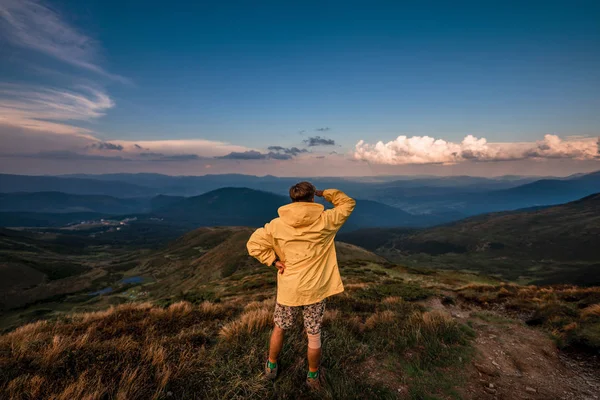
{"left": 421, "top": 296, "right": 600, "bottom": 400}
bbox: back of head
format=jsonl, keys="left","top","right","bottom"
{"left": 289, "top": 181, "right": 316, "bottom": 202}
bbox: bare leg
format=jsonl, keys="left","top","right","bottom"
{"left": 268, "top": 325, "right": 285, "bottom": 363}
{"left": 307, "top": 346, "right": 321, "bottom": 372}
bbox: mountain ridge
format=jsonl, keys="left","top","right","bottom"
{"left": 339, "top": 192, "right": 600, "bottom": 284}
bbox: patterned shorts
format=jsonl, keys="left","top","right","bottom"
{"left": 273, "top": 300, "right": 326, "bottom": 335}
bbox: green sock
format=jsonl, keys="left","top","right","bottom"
{"left": 267, "top": 360, "right": 277, "bottom": 369}
{"left": 307, "top": 370, "right": 319, "bottom": 379}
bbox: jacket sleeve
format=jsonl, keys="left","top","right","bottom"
{"left": 322, "top": 189, "right": 356, "bottom": 231}
{"left": 247, "top": 223, "right": 277, "bottom": 266}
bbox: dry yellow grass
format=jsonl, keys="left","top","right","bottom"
{"left": 581, "top": 304, "right": 600, "bottom": 319}
{"left": 455, "top": 283, "right": 496, "bottom": 292}
{"left": 364, "top": 310, "right": 396, "bottom": 330}
{"left": 0, "top": 300, "right": 236, "bottom": 400}
{"left": 6, "top": 375, "right": 50, "bottom": 400}
{"left": 54, "top": 370, "right": 107, "bottom": 400}
{"left": 344, "top": 282, "right": 369, "bottom": 290}
{"left": 408, "top": 310, "right": 455, "bottom": 341}
{"left": 219, "top": 307, "right": 272, "bottom": 341}
{"left": 243, "top": 298, "right": 275, "bottom": 312}
{"left": 563, "top": 322, "right": 579, "bottom": 332}
{"left": 382, "top": 296, "right": 403, "bottom": 304}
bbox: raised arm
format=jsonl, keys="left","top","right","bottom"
{"left": 246, "top": 223, "right": 277, "bottom": 266}
{"left": 318, "top": 189, "right": 356, "bottom": 231}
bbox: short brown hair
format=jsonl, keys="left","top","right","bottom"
{"left": 289, "top": 181, "right": 316, "bottom": 202}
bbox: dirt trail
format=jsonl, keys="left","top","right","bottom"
{"left": 421, "top": 297, "right": 600, "bottom": 400}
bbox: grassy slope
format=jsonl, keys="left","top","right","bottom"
{"left": 1, "top": 223, "right": 599, "bottom": 399}
{"left": 339, "top": 194, "right": 600, "bottom": 284}
{"left": 2, "top": 257, "right": 599, "bottom": 399}
{"left": 0, "top": 260, "right": 477, "bottom": 399}
{"left": 0, "top": 228, "right": 147, "bottom": 314}
{"left": 0, "top": 227, "right": 385, "bottom": 331}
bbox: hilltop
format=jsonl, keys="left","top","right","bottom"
{"left": 339, "top": 193, "right": 600, "bottom": 285}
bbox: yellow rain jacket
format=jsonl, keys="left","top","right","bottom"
{"left": 247, "top": 189, "right": 356, "bottom": 306}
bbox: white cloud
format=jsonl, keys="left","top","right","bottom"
{"left": 0, "top": 0, "right": 128, "bottom": 82}
{"left": 0, "top": 84, "right": 113, "bottom": 137}
{"left": 0, "top": 122, "right": 257, "bottom": 160}
{"left": 0, "top": 0, "right": 128, "bottom": 137}
{"left": 354, "top": 134, "right": 600, "bottom": 165}
{"left": 0, "top": 81, "right": 265, "bottom": 160}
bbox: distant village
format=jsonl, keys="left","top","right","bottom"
{"left": 64, "top": 217, "right": 140, "bottom": 234}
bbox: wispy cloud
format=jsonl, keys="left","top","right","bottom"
{"left": 316, "top": 127, "right": 331, "bottom": 132}
{"left": 0, "top": 84, "right": 114, "bottom": 136}
{"left": 0, "top": 0, "right": 128, "bottom": 83}
{"left": 354, "top": 134, "right": 600, "bottom": 165}
{"left": 119, "top": 139, "right": 250, "bottom": 158}
{"left": 0, "top": 120, "right": 259, "bottom": 162}
{"left": 21, "top": 150, "right": 127, "bottom": 161}
{"left": 304, "top": 136, "right": 335, "bottom": 146}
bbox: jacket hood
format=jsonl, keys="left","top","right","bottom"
{"left": 278, "top": 202, "right": 324, "bottom": 227}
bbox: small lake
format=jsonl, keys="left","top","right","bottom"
{"left": 89, "top": 276, "right": 147, "bottom": 296}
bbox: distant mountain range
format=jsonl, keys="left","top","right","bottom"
{"left": 0, "top": 192, "right": 149, "bottom": 214}
{"left": 0, "top": 174, "right": 157, "bottom": 197}
{"left": 0, "top": 188, "right": 453, "bottom": 230}
{"left": 2, "top": 171, "right": 598, "bottom": 217}
{"left": 1, "top": 170, "right": 599, "bottom": 232}
{"left": 0, "top": 172, "right": 553, "bottom": 200}
{"left": 151, "top": 188, "right": 456, "bottom": 230}
{"left": 366, "top": 170, "right": 600, "bottom": 215}
{"left": 339, "top": 193, "right": 600, "bottom": 285}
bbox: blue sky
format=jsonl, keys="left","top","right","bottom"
{"left": 0, "top": 0, "right": 599, "bottom": 176}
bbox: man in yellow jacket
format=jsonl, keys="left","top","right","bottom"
{"left": 246, "top": 181, "right": 356, "bottom": 390}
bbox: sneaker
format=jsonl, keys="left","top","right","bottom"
{"left": 306, "top": 368, "right": 325, "bottom": 391}
{"left": 265, "top": 360, "right": 278, "bottom": 380}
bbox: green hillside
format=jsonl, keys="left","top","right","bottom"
{"left": 0, "top": 226, "right": 383, "bottom": 329}
{"left": 339, "top": 194, "right": 600, "bottom": 285}
{"left": 1, "top": 226, "right": 599, "bottom": 399}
